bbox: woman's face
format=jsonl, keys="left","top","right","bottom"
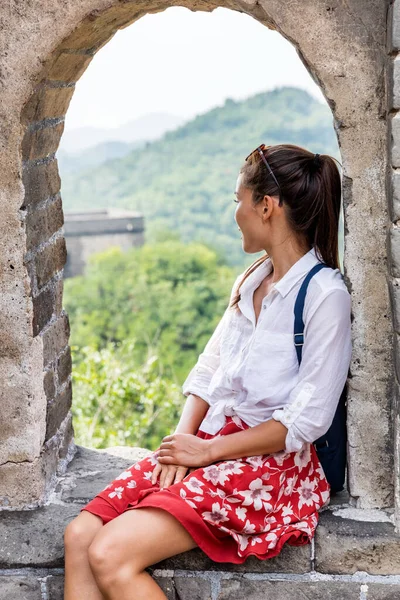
{"left": 234, "top": 172, "right": 278, "bottom": 254}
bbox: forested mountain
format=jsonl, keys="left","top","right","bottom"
{"left": 60, "top": 86, "right": 341, "bottom": 269}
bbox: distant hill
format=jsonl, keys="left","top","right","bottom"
{"left": 57, "top": 140, "right": 146, "bottom": 174}
{"left": 60, "top": 86, "right": 341, "bottom": 268}
{"left": 59, "top": 112, "right": 187, "bottom": 154}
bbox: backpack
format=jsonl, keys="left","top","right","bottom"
{"left": 293, "top": 262, "right": 348, "bottom": 494}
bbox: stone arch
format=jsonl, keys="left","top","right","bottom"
{"left": 0, "top": 1, "right": 392, "bottom": 525}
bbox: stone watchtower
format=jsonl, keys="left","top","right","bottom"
{"left": 1, "top": 1, "right": 400, "bottom": 598}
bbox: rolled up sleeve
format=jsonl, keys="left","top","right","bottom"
{"left": 271, "top": 287, "right": 352, "bottom": 453}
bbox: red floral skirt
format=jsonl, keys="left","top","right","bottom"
{"left": 80, "top": 414, "right": 330, "bottom": 563}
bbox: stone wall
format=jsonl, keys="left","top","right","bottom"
{"left": 63, "top": 209, "right": 145, "bottom": 278}
{"left": 0, "top": 0, "right": 399, "bottom": 597}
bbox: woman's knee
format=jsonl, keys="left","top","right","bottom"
{"left": 64, "top": 511, "right": 103, "bottom": 552}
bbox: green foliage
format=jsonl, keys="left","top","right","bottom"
{"left": 70, "top": 340, "right": 184, "bottom": 450}
{"left": 64, "top": 240, "right": 239, "bottom": 384}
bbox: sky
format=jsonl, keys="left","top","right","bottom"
{"left": 64, "top": 6, "right": 326, "bottom": 132}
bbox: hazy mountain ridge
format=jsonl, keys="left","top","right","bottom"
{"left": 60, "top": 86, "right": 340, "bottom": 268}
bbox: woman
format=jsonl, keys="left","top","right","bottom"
{"left": 63, "top": 143, "right": 352, "bottom": 599}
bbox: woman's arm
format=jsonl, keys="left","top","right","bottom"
{"left": 207, "top": 287, "right": 352, "bottom": 461}
{"left": 173, "top": 393, "right": 210, "bottom": 435}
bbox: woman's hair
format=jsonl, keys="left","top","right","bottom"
{"left": 230, "top": 143, "right": 342, "bottom": 310}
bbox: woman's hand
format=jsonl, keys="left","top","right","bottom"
{"left": 157, "top": 433, "right": 213, "bottom": 467}
{"left": 151, "top": 463, "right": 192, "bottom": 489}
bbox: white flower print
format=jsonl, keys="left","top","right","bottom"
{"left": 263, "top": 515, "right": 277, "bottom": 530}
{"left": 133, "top": 463, "right": 141, "bottom": 470}
{"left": 235, "top": 506, "right": 247, "bottom": 521}
{"left": 315, "top": 463, "right": 327, "bottom": 481}
{"left": 281, "top": 503, "right": 294, "bottom": 524}
{"left": 250, "top": 536, "right": 264, "bottom": 547}
{"left": 183, "top": 476, "right": 205, "bottom": 494}
{"left": 238, "top": 478, "right": 273, "bottom": 511}
{"left": 115, "top": 470, "right": 133, "bottom": 481}
{"left": 271, "top": 449, "right": 290, "bottom": 466}
{"left": 284, "top": 475, "right": 298, "bottom": 496}
{"left": 245, "top": 455, "right": 264, "bottom": 470}
{"left": 235, "top": 532, "right": 251, "bottom": 552}
{"left": 202, "top": 464, "right": 232, "bottom": 486}
{"left": 294, "top": 444, "right": 311, "bottom": 470}
{"left": 297, "top": 477, "right": 320, "bottom": 509}
{"left": 320, "top": 488, "right": 330, "bottom": 507}
{"left": 265, "top": 531, "right": 278, "bottom": 549}
{"left": 126, "top": 480, "right": 137, "bottom": 489}
{"left": 217, "top": 461, "right": 245, "bottom": 476}
{"left": 241, "top": 519, "right": 256, "bottom": 535}
{"left": 202, "top": 502, "right": 230, "bottom": 526}
{"left": 143, "top": 471, "right": 153, "bottom": 481}
{"left": 108, "top": 486, "right": 124, "bottom": 499}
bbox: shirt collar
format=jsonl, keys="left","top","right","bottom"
{"left": 239, "top": 246, "right": 322, "bottom": 301}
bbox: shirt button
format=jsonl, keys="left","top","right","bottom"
{"left": 263, "top": 304, "right": 266, "bottom": 309}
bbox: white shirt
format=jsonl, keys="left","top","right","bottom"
{"left": 181, "top": 246, "right": 353, "bottom": 453}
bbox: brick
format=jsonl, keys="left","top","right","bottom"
{"left": 45, "top": 52, "right": 92, "bottom": 83}
{"left": 26, "top": 196, "right": 64, "bottom": 251}
{"left": 42, "top": 312, "right": 70, "bottom": 368}
{"left": 35, "top": 235, "right": 67, "bottom": 290}
{"left": 46, "top": 379, "right": 72, "bottom": 441}
{"left": 21, "top": 84, "right": 75, "bottom": 124}
{"left": 46, "top": 575, "right": 64, "bottom": 599}
{"left": 0, "top": 576, "right": 42, "bottom": 600}
{"left": 21, "top": 121, "right": 65, "bottom": 161}
{"left": 218, "top": 579, "right": 360, "bottom": 599}
{"left": 315, "top": 511, "right": 400, "bottom": 575}
{"left": 391, "top": 113, "right": 400, "bottom": 168}
{"left": 21, "top": 159, "right": 61, "bottom": 210}
{"left": 57, "top": 345, "right": 72, "bottom": 386}
{"left": 43, "top": 368, "right": 56, "bottom": 402}
{"left": 32, "top": 282, "right": 56, "bottom": 335}
{"left": 57, "top": 5, "right": 138, "bottom": 52}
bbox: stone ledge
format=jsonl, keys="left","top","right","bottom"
{"left": 0, "top": 445, "right": 398, "bottom": 579}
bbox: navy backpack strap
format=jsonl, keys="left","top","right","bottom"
{"left": 293, "top": 261, "right": 348, "bottom": 494}
{"left": 294, "top": 262, "right": 330, "bottom": 364}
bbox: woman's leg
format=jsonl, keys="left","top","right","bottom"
{"left": 87, "top": 507, "right": 198, "bottom": 600}
{"left": 64, "top": 510, "right": 106, "bottom": 600}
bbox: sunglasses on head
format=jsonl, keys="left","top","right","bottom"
{"left": 245, "top": 144, "right": 283, "bottom": 207}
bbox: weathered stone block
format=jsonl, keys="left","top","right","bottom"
{"left": 153, "top": 575, "right": 212, "bottom": 600}
{"left": 391, "top": 0, "right": 400, "bottom": 51}
{"left": 388, "top": 277, "right": 400, "bottom": 334}
{"left": 32, "top": 283, "right": 56, "bottom": 335}
{"left": 46, "top": 380, "right": 73, "bottom": 441}
{"left": 45, "top": 52, "right": 92, "bottom": 83}
{"left": 46, "top": 575, "right": 64, "bottom": 600}
{"left": 57, "top": 5, "right": 140, "bottom": 52}
{"left": 26, "top": 196, "right": 64, "bottom": 251}
{"left": 21, "top": 159, "right": 61, "bottom": 210}
{"left": 41, "top": 312, "right": 70, "bottom": 368}
{"left": 315, "top": 511, "right": 400, "bottom": 575}
{"left": 0, "top": 576, "right": 42, "bottom": 599}
{"left": 21, "top": 121, "right": 65, "bottom": 161}
{"left": 391, "top": 113, "right": 400, "bottom": 168}
{"left": 365, "top": 583, "right": 400, "bottom": 599}
{"left": 389, "top": 226, "right": 400, "bottom": 277}
{"left": 57, "top": 345, "right": 72, "bottom": 386}
{"left": 44, "top": 368, "right": 56, "bottom": 402}
{"left": 0, "top": 504, "right": 78, "bottom": 567}
{"left": 21, "top": 84, "right": 75, "bottom": 124}
{"left": 217, "top": 578, "right": 360, "bottom": 599}
{"left": 35, "top": 235, "right": 67, "bottom": 291}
